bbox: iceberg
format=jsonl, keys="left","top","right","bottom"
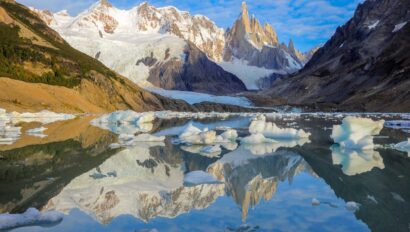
{"left": 249, "top": 115, "right": 311, "bottom": 139}
{"left": 331, "top": 117, "right": 384, "bottom": 150}
{"left": 0, "top": 208, "right": 63, "bottom": 230}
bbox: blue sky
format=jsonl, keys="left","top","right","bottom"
{"left": 17, "top": 0, "right": 363, "bottom": 52}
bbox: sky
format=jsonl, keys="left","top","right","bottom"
{"left": 17, "top": 0, "right": 363, "bottom": 52}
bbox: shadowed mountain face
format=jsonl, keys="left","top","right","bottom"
{"left": 264, "top": 0, "right": 410, "bottom": 112}
{"left": 148, "top": 42, "right": 247, "bottom": 95}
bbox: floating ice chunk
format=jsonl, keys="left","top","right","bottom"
{"left": 385, "top": 120, "right": 410, "bottom": 129}
{"left": 183, "top": 171, "right": 219, "bottom": 186}
{"left": 178, "top": 124, "right": 218, "bottom": 145}
{"left": 331, "top": 117, "right": 384, "bottom": 150}
{"left": 345, "top": 201, "right": 360, "bottom": 211}
{"left": 249, "top": 115, "right": 311, "bottom": 139}
{"left": 91, "top": 111, "right": 154, "bottom": 135}
{"left": 9, "top": 110, "right": 75, "bottom": 124}
{"left": 331, "top": 145, "right": 385, "bottom": 176}
{"left": 312, "top": 198, "right": 321, "bottom": 206}
{"left": 392, "top": 21, "right": 407, "bottom": 33}
{"left": 393, "top": 139, "right": 410, "bottom": 156}
{"left": 200, "top": 145, "right": 222, "bottom": 154}
{"left": 241, "top": 133, "right": 276, "bottom": 144}
{"left": 0, "top": 208, "right": 63, "bottom": 230}
{"left": 137, "top": 112, "right": 155, "bottom": 124}
{"left": 218, "top": 129, "right": 238, "bottom": 142}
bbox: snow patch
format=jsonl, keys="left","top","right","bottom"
{"left": 146, "top": 87, "right": 252, "bottom": 107}
{"left": 218, "top": 58, "right": 283, "bottom": 90}
{"left": 367, "top": 20, "right": 380, "bottom": 30}
{"left": 392, "top": 21, "right": 407, "bottom": 33}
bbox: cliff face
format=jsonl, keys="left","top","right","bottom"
{"left": 264, "top": 0, "right": 410, "bottom": 112}
{"left": 224, "top": 2, "right": 303, "bottom": 72}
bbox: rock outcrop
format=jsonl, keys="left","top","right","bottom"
{"left": 264, "top": 0, "right": 410, "bottom": 112}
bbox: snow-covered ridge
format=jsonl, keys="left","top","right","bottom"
{"left": 32, "top": 0, "right": 225, "bottom": 62}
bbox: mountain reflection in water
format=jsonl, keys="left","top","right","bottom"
{"left": 0, "top": 115, "right": 409, "bottom": 232}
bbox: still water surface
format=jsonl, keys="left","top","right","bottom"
{"left": 0, "top": 114, "right": 409, "bottom": 232}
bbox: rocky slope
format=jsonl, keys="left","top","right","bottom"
{"left": 0, "top": 1, "right": 197, "bottom": 113}
{"left": 264, "top": 0, "right": 410, "bottom": 112}
{"left": 32, "top": 0, "right": 246, "bottom": 95}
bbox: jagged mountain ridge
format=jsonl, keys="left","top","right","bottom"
{"left": 263, "top": 0, "right": 410, "bottom": 112}
{"left": 224, "top": 2, "right": 304, "bottom": 71}
{"left": 31, "top": 0, "right": 247, "bottom": 95}
{"left": 32, "top": 0, "right": 316, "bottom": 92}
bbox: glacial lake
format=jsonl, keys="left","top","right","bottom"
{"left": 0, "top": 112, "right": 409, "bottom": 232}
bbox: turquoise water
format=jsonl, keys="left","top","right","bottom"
{"left": 0, "top": 114, "right": 409, "bottom": 232}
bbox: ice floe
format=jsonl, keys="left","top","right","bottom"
{"left": 385, "top": 120, "right": 410, "bottom": 129}
{"left": 0, "top": 108, "right": 74, "bottom": 145}
{"left": 249, "top": 115, "right": 311, "bottom": 139}
{"left": 0, "top": 208, "right": 63, "bottom": 230}
{"left": 178, "top": 124, "right": 238, "bottom": 145}
{"left": 331, "top": 145, "right": 385, "bottom": 176}
{"left": 183, "top": 171, "right": 220, "bottom": 186}
{"left": 91, "top": 111, "right": 155, "bottom": 134}
{"left": 331, "top": 117, "right": 384, "bottom": 150}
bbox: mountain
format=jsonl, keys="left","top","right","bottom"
{"left": 0, "top": 0, "right": 198, "bottom": 113}
{"left": 220, "top": 2, "right": 310, "bottom": 90}
{"left": 32, "top": 1, "right": 247, "bottom": 95}
{"left": 263, "top": 0, "right": 410, "bottom": 112}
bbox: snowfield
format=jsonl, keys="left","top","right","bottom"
{"left": 218, "top": 58, "right": 284, "bottom": 90}
{"left": 146, "top": 87, "right": 253, "bottom": 107}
